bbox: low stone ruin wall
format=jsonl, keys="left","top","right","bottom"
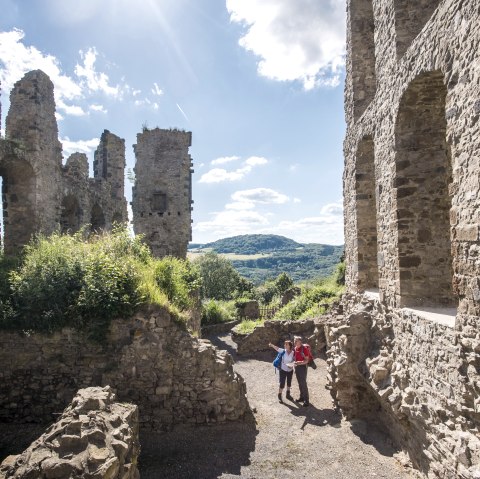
{"left": 231, "top": 318, "right": 329, "bottom": 356}
{"left": 0, "top": 386, "right": 139, "bottom": 479}
{"left": 201, "top": 320, "right": 241, "bottom": 337}
{"left": 326, "top": 294, "right": 480, "bottom": 478}
{"left": 0, "top": 305, "right": 249, "bottom": 430}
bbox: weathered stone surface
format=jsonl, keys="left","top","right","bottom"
{"left": 0, "top": 71, "right": 128, "bottom": 253}
{"left": 341, "top": 1, "right": 480, "bottom": 475}
{"left": 0, "top": 386, "right": 139, "bottom": 479}
{"left": 232, "top": 317, "right": 328, "bottom": 356}
{"left": 132, "top": 128, "right": 193, "bottom": 258}
{"left": 0, "top": 306, "right": 249, "bottom": 431}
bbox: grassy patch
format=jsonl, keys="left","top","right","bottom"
{"left": 234, "top": 318, "right": 265, "bottom": 334}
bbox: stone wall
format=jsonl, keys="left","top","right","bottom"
{"left": 232, "top": 318, "right": 327, "bottom": 356}
{"left": 327, "top": 295, "right": 480, "bottom": 478}
{"left": 0, "top": 71, "right": 128, "bottom": 253}
{"left": 0, "top": 386, "right": 140, "bottom": 479}
{"left": 132, "top": 128, "right": 193, "bottom": 258}
{"left": 0, "top": 305, "right": 249, "bottom": 431}
{"left": 0, "top": 70, "right": 191, "bottom": 258}
{"left": 342, "top": 0, "right": 480, "bottom": 477}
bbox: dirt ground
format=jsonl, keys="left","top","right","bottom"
{"left": 139, "top": 333, "right": 416, "bottom": 479}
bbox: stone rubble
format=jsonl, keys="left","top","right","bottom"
{"left": 0, "top": 386, "right": 139, "bottom": 479}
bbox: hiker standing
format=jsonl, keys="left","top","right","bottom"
{"left": 268, "top": 340, "right": 295, "bottom": 403}
{"left": 293, "top": 335, "right": 313, "bottom": 407}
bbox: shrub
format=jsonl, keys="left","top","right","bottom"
{"left": 1, "top": 228, "right": 200, "bottom": 339}
{"left": 274, "top": 277, "right": 343, "bottom": 321}
{"left": 201, "top": 299, "right": 237, "bottom": 325}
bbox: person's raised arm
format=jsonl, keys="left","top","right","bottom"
{"left": 268, "top": 342, "right": 280, "bottom": 352}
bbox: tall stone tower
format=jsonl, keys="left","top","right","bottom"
{"left": 3, "top": 70, "right": 63, "bottom": 252}
{"left": 93, "top": 130, "right": 128, "bottom": 224}
{"left": 132, "top": 128, "right": 193, "bottom": 258}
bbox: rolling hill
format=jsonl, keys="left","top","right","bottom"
{"left": 189, "top": 234, "right": 344, "bottom": 284}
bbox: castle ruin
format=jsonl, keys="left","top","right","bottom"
{"left": 329, "top": 0, "right": 480, "bottom": 477}
{"left": 0, "top": 69, "right": 192, "bottom": 257}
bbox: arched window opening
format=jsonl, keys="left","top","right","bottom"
{"left": 349, "top": 0, "right": 377, "bottom": 120}
{"left": 60, "top": 195, "right": 81, "bottom": 234}
{"left": 0, "top": 156, "right": 36, "bottom": 254}
{"left": 355, "top": 136, "right": 378, "bottom": 290}
{"left": 394, "top": 71, "right": 454, "bottom": 307}
{"left": 90, "top": 203, "right": 106, "bottom": 234}
{"left": 394, "top": 0, "right": 441, "bottom": 58}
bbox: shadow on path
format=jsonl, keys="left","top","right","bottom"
{"left": 348, "top": 418, "right": 401, "bottom": 458}
{"left": 283, "top": 400, "right": 341, "bottom": 430}
{"left": 139, "top": 418, "right": 258, "bottom": 479}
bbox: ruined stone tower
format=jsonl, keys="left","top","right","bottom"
{"left": 0, "top": 70, "right": 128, "bottom": 253}
{"left": 132, "top": 128, "right": 193, "bottom": 258}
{"left": 328, "top": 0, "right": 480, "bottom": 477}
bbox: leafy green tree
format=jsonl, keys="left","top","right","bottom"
{"left": 274, "top": 272, "right": 294, "bottom": 294}
{"left": 194, "top": 252, "right": 245, "bottom": 300}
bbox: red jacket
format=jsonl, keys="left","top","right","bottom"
{"left": 294, "top": 344, "right": 312, "bottom": 363}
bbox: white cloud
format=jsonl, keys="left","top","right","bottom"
{"left": 225, "top": 201, "right": 256, "bottom": 211}
{"left": 198, "top": 167, "right": 249, "bottom": 183}
{"left": 199, "top": 155, "right": 268, "bottom": 184}
{"left": 57, "top": 100, "right": 86, "bottom": 116}
{"left": 74, "top": 47, "right": 120, "bottom": 97}
{"left": 151, "top": 82, "right": 164, "bottom": 96}
{"left": 245, "top": 156, "right": 268, "bottom": 166}
{"left": 132, "top": 89, "right": 141, "bottom": 96}
{"left": 226, "top": 0, "right": 345, "bottom": 89}
{"left": 90, "top": 104, "right": 107, "bottom": 113}
{"left": 293, "top": 197, "right": 301, "bottom": 203}
{"left": 232, "top": 188, "right": 289, "bottom": 204}
{"left": 0, "top": 29, "right": 127, "bottom": 118}
{"left": 211, "top": 155, "right": 241, "bottom": 166}
{"left": 289, "top": 163, "right": 299, "bottom": 172}
{"left": 61, "top": 136, "right": 99, "bottom": 157}
{"left": 194, "top": 209, "right": 270, "bottom": 238}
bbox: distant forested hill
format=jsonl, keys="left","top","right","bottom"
{"left": 189, "top": 234, "right": 344, "bottom": 284}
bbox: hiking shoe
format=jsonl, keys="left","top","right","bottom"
{"left": 285, "top": 392, "right": 293, "bottom": 401}
{"left": 278, "top": 393, "right": 283, "bottom": 403}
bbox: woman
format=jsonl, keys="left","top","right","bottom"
{"left": 268, "top": 340, "right": 295, "bottom": 403}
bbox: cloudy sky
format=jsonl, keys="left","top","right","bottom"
{"left": 0, "top": 0, "right": 346, "bottom": 245}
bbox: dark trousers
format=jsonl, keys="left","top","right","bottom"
{"left": 279, "top": 369, "right": 293, "bottom": 389}
{"left": 295, "top": 365, "right": 309, "bottom": 401}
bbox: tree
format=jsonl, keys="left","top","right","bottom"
{"left": 194, "top": 252, "right": 245, "bottom": 300}
{"left": 274, "top": 272, "right": 294, "bottom": 294}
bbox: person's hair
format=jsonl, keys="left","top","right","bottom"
{"left": 284, "top": 340, "right": 293, "bottom": 350}
{"left": 293, "top": 336, "right": 302, "bottom": 342}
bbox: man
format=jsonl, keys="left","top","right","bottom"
{"left": 293, "top": 335, "right": 312, "bottom": 407}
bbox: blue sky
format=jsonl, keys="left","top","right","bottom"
{"left": 0, "top": 0, "right": 346, "bottom": 245}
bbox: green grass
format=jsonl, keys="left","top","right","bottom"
{"left": 234, "top": 318, "right": 265, "bottom": 335}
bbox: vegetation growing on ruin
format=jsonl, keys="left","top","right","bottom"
{"left": 0, "top": 227, "right": 200, "bottom": 339}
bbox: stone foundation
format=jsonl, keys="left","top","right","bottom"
{"left": 0, "top": 306, "right": 249, "bottom": 430}
{"left": 327, "top": 295, "right": 480, "bottom": 478}
{"left": 0, "top": 386, "right": 139, "bottom": 479}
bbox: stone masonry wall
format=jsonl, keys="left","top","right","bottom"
{"left": 132, "top": 128, "right": 193, "bottom": 258}
{"left": 0, "top": 305, "right": 249, "bottom": 431}
{"left": 232, "top": 318, "right": 328, "bottom": 356}
{"left": 342, "top": 0, "right": 480, "bottom": 477}
{"left": 0, "top": 386, "right": 140, "bottom": 479}
{"left": 327, "top": 295, "right": 480, "bottom": 478}
{"left": 0, "top": 70, "right": 128, "bottom": 252}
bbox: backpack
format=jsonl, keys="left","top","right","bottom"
{"left": 300, "top": 344, "right": 317, "bottom": 370}
{"left": 273, "top": 350, "right": 285, "bottom": 369}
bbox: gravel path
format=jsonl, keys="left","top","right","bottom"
{"left": 139, "top": 333, "right": 415, "bottom": 479}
